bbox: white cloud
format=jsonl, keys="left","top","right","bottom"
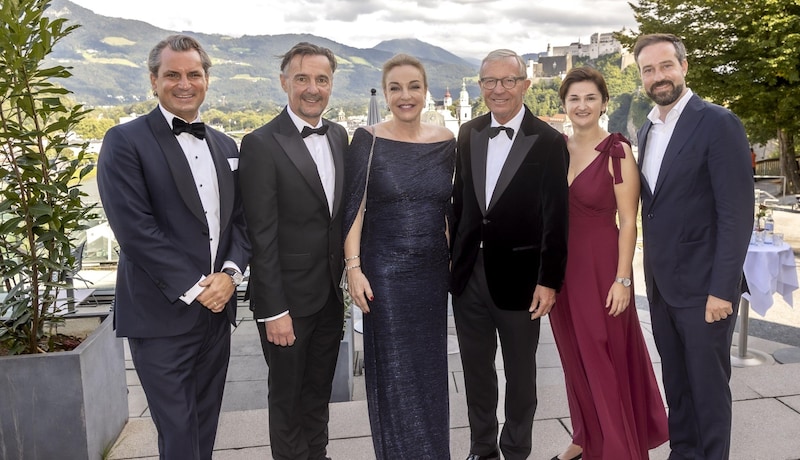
{"left": 70, "top": 0, "right": 637, "bottom": 59}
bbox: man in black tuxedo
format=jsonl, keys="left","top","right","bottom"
{"left": 451, "top": 49, "right": 569, "bottom": 460}
{"left": 238, "top": 42, "right": 347, "bottom": 460}
{"left": 97, "top": 35, "right": 250, "bottom": 459}
{"left": 635, "top": 33, "right": 753, "bottom": 459}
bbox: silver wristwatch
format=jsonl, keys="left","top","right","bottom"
{"left": 615, "top": 277, "right": 632, "bottom": 287}
{"left": 222, "top": 268, "right": 244, "bottom": 286}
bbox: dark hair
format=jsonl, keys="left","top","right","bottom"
{"left": 633, "top": 33, "right": 687, "bottom": 64}
{"left": 381, "top": 53, "right": 428, "bottom": 90}
{"left": 559, "top": 66, "right": 609, "bottom": 104}
{"left": 279, "top": 42, "right": 337, "bottom": 74}
{"left": 148, "top": 34, "right": 211, "bottom": 76}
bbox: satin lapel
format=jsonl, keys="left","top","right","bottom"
{"left": 274, "top": 113, "right": 328, "bottom": 210}
{"left": 638, "top": 120, "right": 654, "bottom": 198}
{"left": 326, "top": 120, "right": 345, "bottom": 218}
{"left": 206, "top": 130, "right": 234, "bottom": 230}
{"left": 487, "top": 111, "right": 538, "bottom": 212}
{"left": 653, "top": 95, "right": 704, "bottom": 197}
{"left": 146, "top": 110, "right": 206, "bottom": 225}
{"left": 469, "top": 125, "right": 489, "bottom": 215}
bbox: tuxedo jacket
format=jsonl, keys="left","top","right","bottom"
{"left": 97, "top": 108, "right": 250, "bottom": 338}
{"left": 451, "top": 107, "right": 569, "bottom": 310}
{"left": 238, "top": 108, "right": 347, "bottom": 320}
{"left": 637, "top": 94, "right": 754, "bottom": 307}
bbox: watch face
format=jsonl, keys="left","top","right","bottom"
{"left": 224, "top": 269, "right": 243, "bottom": 285}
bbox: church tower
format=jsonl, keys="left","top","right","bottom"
{"left": 443, "top": 87, "right": 452, "bottom": 107}
{"left": 425, "top": 89, "right": 435, "bottom": 112}
{"left": 457, "top": 78, "right": 472, "bottom": 124}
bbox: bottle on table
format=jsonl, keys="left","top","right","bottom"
{"left": 764, "top": 208, "right": 774, "bottom": 244}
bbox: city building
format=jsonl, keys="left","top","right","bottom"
{"left": 421, "top": 79, "right": 473, "bottom": 136}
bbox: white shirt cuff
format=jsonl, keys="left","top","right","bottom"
{"left": 179, "top": 275, "right": 206, "bottom": 305}
{"left": 221, "top": 261, "right": 242, "bottom": 274}
{"left": 257, "top": 310, "right": 289, "bottom": 322}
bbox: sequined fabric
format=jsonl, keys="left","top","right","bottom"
{"left": 343, "top": 128, "right": 455, "bottom": 459}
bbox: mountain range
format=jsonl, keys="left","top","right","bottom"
{"left": 46, "top": 0, "right": 489, "bottom": 109}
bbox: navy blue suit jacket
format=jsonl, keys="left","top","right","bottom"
{"left": 637, "top": 94, "right": 753, "bottom": 307}
{"left": 98, "top": 108, "right": 250, "bottom": 337}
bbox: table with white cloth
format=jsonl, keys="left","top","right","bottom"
{"left": 731, "top": 242, "right": 799, "bottom": 367}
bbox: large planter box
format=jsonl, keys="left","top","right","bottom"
{"left": 0, "top": 314, "right": 128, "bottom": 460}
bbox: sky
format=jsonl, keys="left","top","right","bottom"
{"left": 69, "top": 0, "right": 639, "bottom": 60}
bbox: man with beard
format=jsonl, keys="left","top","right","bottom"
{"left": 634, "top": 33, "right": 753, "bottom": 459}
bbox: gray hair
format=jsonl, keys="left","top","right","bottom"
{"left": 279, "top": 42, "right": 337, "bottom": 75}
{"left": 480, "top": 49, "right": 527, "bottom": 78}
{"left": 148, "top": 34, "right": 212, "bottom": 77}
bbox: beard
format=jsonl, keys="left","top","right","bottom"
{"left": 646, "top": 80, "right": 684, "bottom": 106}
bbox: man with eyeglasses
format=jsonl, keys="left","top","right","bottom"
{"left": 451, "top": 49, "right": 569, "bottom": 460}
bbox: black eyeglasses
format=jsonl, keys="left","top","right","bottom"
{"left": 479, "top": 76, "right": 526, "bottom": 90}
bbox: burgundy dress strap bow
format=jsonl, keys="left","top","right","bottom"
{"left": 595, "top": 132, "right": 630, "bottom": 185}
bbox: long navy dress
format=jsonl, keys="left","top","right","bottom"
{"left": 343, "top": 127, "right": 455, "bottom": 459}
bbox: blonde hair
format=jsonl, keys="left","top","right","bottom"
{"left": 382, "top": 53, "right": 428, "bottom": 90}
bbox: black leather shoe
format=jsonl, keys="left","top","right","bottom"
{"left": 551, "top": 454, "right": 582, "bottom": 460}
{"left": 466, "top": 451, "right": 500, "bottom": 460}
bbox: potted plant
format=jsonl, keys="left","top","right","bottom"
{"left": 0, "top": 1, "right": 127, "bottom": 458}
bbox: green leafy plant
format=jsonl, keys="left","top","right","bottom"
{"left": 0, "top": 0, "right": 94, "bottom": 355}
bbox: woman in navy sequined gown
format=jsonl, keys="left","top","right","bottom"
{"left": 550, "top": 67, "right": 668, "bottom": 460}
{"left": 343, "top": 54, "right": 455, "bottom": 459}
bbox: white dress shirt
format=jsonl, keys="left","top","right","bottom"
{"left": 641, "top": 89, "right": 694, "bottom": 193}
{"left": 262, "top": 108, "right": 336, "bottom": 322}
{"left": 287, "top": 107, "right": 336, "bottom": 215}
{"left": 158, "top": 106, "right": 239, "bottom": 305}
{"left": 486, "top": 107, "right": 525, "bottom": 208}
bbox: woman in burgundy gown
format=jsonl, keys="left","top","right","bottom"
{"left": 549, "top": 67, "right": 669, "bottom": 460}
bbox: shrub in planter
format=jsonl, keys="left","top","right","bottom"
{"left": 0, "top": 0, "right": 95, "bottom": 355}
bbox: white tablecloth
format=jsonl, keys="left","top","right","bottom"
{"left": 742, "top": 242, "right": 799, "bottom": 316}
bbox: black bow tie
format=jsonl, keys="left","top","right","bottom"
{"left": 172, "top": 118, "right": 206, "bottom": 139}
{"left": 301, "top": 125, "right": 329, "bottom": 138}
{"left": 488, "top": 126, "right": 514, "bottom": 140}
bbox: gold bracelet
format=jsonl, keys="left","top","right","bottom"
{"left": 344, "top": 255, "right": 360, "bottom": 262}
{"left": 344, "top": 264, "right": 361, "bottom": 271}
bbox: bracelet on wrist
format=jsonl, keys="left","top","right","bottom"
{"left": 344, "top": 255, "right": 360, "bottom": 262}
{"left": 345, "top": 264, "right": 361, "bottom": 271}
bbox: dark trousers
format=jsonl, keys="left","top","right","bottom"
{"left": 128, "top": 307, "right": 231, "bottom": 460}
{"left": 258, "top": 285, "right": 344, "bottom": 460}
{"left": 649, "top": 284, "right": 738, "bottom": 460}
{"left": 453, "top": 251, "right": 541, "bottom": 460}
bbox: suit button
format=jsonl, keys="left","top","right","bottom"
{"left": 648, "top": 213, "right": 654, "bottom": 219}
{"left": 482, "top": 219, "right": 490, "bottom": 225}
